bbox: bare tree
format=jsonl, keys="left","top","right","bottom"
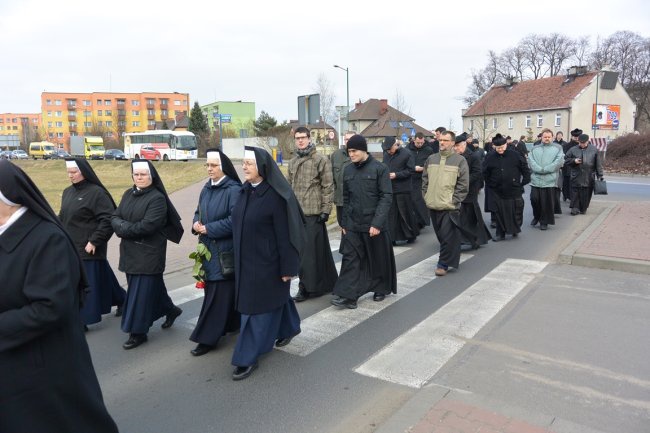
{"left": 502, "top": 46, "right": 528, "bottom": 81}
{"left": 314, "top": 73, "right": 337, "bottom": 126}
{"left": 391, "top": 89, "right": 411, "bottom": 116}
{"left": 521, "top": 35, "right": 547, "bottom": 79}
{"left": 572, "top": 36, "right": 592, "bottom": 67}
{"left": 540, "top": 33, "right": 577, "bottom": 76}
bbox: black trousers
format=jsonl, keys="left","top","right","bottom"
{"left": 430, "top": 209, "right": 462, "bottom": 269}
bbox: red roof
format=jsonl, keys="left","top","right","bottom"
{"left": 463, "top": 72, "right": 598, "bottom": 117}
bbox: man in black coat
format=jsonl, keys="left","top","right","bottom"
{"left": 0, "top": 160, "right": 119, "bottom": 433}
{"left": 331, "top": 135, "right": 397, "bottom": 309}
{"left": 383, "top": 136, "right": 419, "bottom": 244}
{"left": 561, "top": 129, "right": 581, "bottom": 202}
{"left": 407, "top": 132, "right": 434, "bottom": 228}
{"left": 564, "top": 133, "right": 604, "bottom": 215}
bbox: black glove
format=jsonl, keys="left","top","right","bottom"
{"left": 317, "top": 213, "right": 329, "bottom": 224}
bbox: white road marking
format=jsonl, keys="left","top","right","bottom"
{"left": 277, "top": 253, "right": 473, "bottom": 357}
{"left": 354, "top": 258, "right": 547, "bottom": 388}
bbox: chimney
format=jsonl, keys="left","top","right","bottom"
{"left": 379, "top": 99, "right": 388, "bottom": 115}
{"left": 355, "top": 101, "right": 363, "bottom": 110}
{"left": 567, "top": 65, "right": 588, "bottom": 77}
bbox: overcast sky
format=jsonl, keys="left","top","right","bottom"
{"left": 2, "top": 0, "right": 648, "bottom": 132}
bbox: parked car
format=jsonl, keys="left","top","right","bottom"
{"left": 137, "top": 146, "right": 161, "bottom": 161}
{"left": 10, "top": 149, "right": 28, "bottom": 159}
{"left": 104, "top": 149, "right": 128, "bottom": 160}
{"left": 1, "top": 150, "right": 13, "bottom": 159}
{"left": 50, "top": 149, "right": 72, "bottom": 159}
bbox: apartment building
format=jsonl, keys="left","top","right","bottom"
{"left": 0, "top": 113, "right": 42, "bottom": 147}
{"left": 41, "top": 91, "right": 190, "bottom": 146}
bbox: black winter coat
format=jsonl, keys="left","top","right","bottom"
{"left": 232, "top": 182, "right": 300, "bottom": 315}
{"left": 461, "top": 149, "right": 484, "bottom": 203}
{"left": 482, "top": 149, "right": 531, "bottom": 199}
{"left": 112, "top": 185, "right": 168, "bottom": 274}
{"left": 342, "top": 155, "right": 393, "bottom": 232}
{"left": 382, "top": 147, "right": 414, "bottom": 194}
{"left": 59, "top": 180, "right": 115, "bottom": 260}
{"left": 193, "top": 177, "right": 241, "bottom": 281}
{"left": 564, "top": 144, "right": 603, "bottom": 187}
{"left": 0, "top": 210, "right": 118, "bottom": 433}
{"left": 407, "top": 142, "right": 434, "bottom": 180}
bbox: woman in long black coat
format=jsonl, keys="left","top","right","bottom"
{"left": 111, "top": 160, "right": 184, "bottom": 350}
{"left": 59, "top": 158, "right": 126, "bottom": 328}
{"left": 0, "top": 160, "right": 118, "bottom": 433}
{"left": 189, "top": 149, "right": 241, "bottom": 356}
{"left": 230, "top": 146, "right": 305, "bottom": 381}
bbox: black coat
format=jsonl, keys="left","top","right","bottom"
{"left": 112, "top": 185, "right": 168, "bottom": 274}
{"left": 342, "top": 154, "right": 393, "bottom": 232}
{"left": 383, "top": 146, "right": 414, "bottom": 194}
{"left": 461, "top": 149, "right": 484, "bottom": 203}
{"left": 407, "top": 142, "right": 434, "bottom": 180}
{"left": 193, "top": 177, "right": 241, "bottom": 281}
{"left": 564, "top": 144, "right": 603, "bottom": 187}
{"left": 482, "top": 149, "right": 531, "bottom": 199}
{"left": 59, "top": 180, "right": 115, "bottom": 260}
{"left": 232, "top": 182, "right": 300, "bottom": 315}
{"left": 0, "top": 210, "right": 118, "bottom": 433}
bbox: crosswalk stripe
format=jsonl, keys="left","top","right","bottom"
{"left": 169, "top": 284, "right": 204, "bottom": 306}
{"left": 277, "top": 253, "right": 473, "bottom": 357}
{"left": 353, "top": 258, "right": 548, "bottom": 388}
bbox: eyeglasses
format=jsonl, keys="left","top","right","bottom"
{"left": 294, "top": 135, "right": 309, "bottom": 140}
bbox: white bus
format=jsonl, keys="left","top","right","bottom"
{"left": 124, "top": 130, "right": 198, "bottom": 161}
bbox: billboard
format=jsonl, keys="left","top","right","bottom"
{"left": 592, "top": 104, "right": 620, "bottom": 130}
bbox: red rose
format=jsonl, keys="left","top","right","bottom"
{"left": 195, "top": 281, "right": 205, "bottom": 289}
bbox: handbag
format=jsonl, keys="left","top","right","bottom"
{"left": 218, "top": 250, "right": 235, "bottom": 279}
{"left": 594, "top": 178, "right": 607, "bottom": 195}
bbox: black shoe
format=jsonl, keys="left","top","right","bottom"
{"left": 530, "top": 219, "right": 539, "bottom": 226}
{"left": 232, "top": 362, "right": 258, "bottom": 381}
{"left": 373, "top": 293, "right": 386, "bottom": 302}
{"left": 570, "top": 209, "right": 579, "bottom": 215}
{"left": 83, "top": 325, "right": 89, "bottom": 332}
{"left": 406, "top": 238, "right": 416, "bottom": 244}
{"left": 330, "top": 297, "right": 358, "bottom": 309}
{"left": 275, "top": 333, "right": 299, "bottom": 347}
{"left": 292, "top": 291, "right": 307, "bottom": 302}
{"left": 115, "top": 305, "right": 123, "bottom": 317}
{"left": 512, "top": 233, "right": 518, "bottom": 238}
{"left": 190, "top": 343, "right": 214, "bottom": 357}
{"left": 493, "top": 235, "right": 506, "bottom": 242}
{"left": 540, "top": 224, "right": 548, "bottom": 231}
{"left": 123, "top": 334, "right": 147, "bottom": 350}
{"left": 490, "top": 221, "right": 497, "bottom": 228}
{"left": 162, "top": 306, "right": 182, "bottom": 329}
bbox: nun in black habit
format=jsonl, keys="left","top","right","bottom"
{"left": 230, "top": 146, "right": 305, "bottom": 380}
{"left": 0, "top": 160, "right": 119, "bottom": 433}
{"left": 189, "top": 149, "right": 242, "bottom": 357}
{"left": 59, "top": 158, "right": 126, "bottom": 327}
{"left": 111, "top": 160, "right": 184, "bottom": 350}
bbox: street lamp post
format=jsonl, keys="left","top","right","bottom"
{"left": 333, "top": 64, "right": 349, "bottom": 122}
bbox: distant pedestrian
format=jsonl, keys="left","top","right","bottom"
{"left": 0, "top": 160, "right": 119, "bottom": 433}
{"left": 407, "top": 132, "right": 434, "bottom": 228}
{"left": 59, "top": 158, "right": 126, "bottom": 329}
{"left": 331, "top": 131, "right": 354, "bottom": 226}
{"left": 112, "top": 160, "right": 185, "bottom": 349}
{"left": 230, "top": 146, "right": 305, "bottom": 380}
{"left": 482, "top": 134, "right": 531, "bottom": 240}
{"left": 189, "top": 149, "right": 241, "bottom": 357}
{"left": 564, "top": 134, "right": 604, "bottom": 215}
{"left": 287, "top": 126, "right": 337, "bottom": 302}
{"left": 429, "top": 126, "right": 446, "bottom": 154}
{"left": 528, "top": 129, "right": 564, "bottom": 230}
{"left": 422, "top": 130, "right": 469, "bottom": 276}
{"left": 331, "top": 135, "right": 396, "bottom": 309}
{"left": 383, "top": 136, "right": 420, "bottom": 244}
{"left": 560, "top": 129, "right": 581, "bottom": 202}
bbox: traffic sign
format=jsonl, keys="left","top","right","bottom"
{"left": 411, "top": 128, "right": 416, "bottom": 137}
{"left": 401, "top": 133, "right": 408, "bottom": 142}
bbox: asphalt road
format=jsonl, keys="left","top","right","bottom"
{"left": 87, "top": 184, "right": 650, "bottom": 433}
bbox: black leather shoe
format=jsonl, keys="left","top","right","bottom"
{"left": 162, "top": 306, "right": 182, "bottom": 329}
{"left": 512, "top": 233, "right": 518, "bottom": 238}
{"left": 530, "top": 219, "right": 539, "bottom": 226}
{"left": 115, "top": 305, "right": 123, "bottom": 317}
{"left": 232, "top": 362, "right": 258, "bottom": 381}
{"left": 83, "top": 325, "right": 89, "bottom": 332}
{"left": 275, "top": 333, "right": 298, "bottom": 347}
{"left": 123, "top": 334, "right": 148, "bottom": 350}
{"left": 540, "top": 223, "right": 548, "bottom": 231}
{"left": 190, "top": 343, "right": 214, "bottom": 356}
{"left": 493, "top": 235, "right": 506, "bottom": 242}
{"left": 331, "top": 297, "right": 357, "bottom": 309}
{"left": 373, "top": 293, "right": 386, "bottom": 302}
{"left": 570, "top": 209, "right": 579, "bottom": 215}
{"left": 292, "top": 291, "right": 307, "bottom": 302}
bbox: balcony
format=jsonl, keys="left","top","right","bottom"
{"left": 67, "top": 103, "right": 77, "bottom": 110}
{"left": 160, "top": 103, "right": 168, "bottom": 110}
{"left": 160, "top": 113, "right": 168, "bottom": 120}
{"left": 146, "top": 103, "right": 155, "bottom": 109}
{"left": 147, "top": 124, "right": 155, "bottom": 130}
{"left": 147, "top": 114, "right": 155, "bottom": 120}
{"left": 68, "top": 115, "right": 77, "bottom": 122}
{"left": 69, "top": 125, "right": 77, "bottom": 132}
{"left": 118, "top": 114, "right": 126, "bottom": 121}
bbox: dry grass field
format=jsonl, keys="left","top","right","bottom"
{"left": 12, "top": 160, "right": 208, "bottom": 212}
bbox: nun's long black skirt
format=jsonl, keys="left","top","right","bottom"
{"left": 387, "top": 192, "right": 420, "bottom": 242}
{"left": 231, "top": 298, "right": 301, "bottom": 367}
{"left": 298, "top": 216, "right": 337, "bottom": 296}
{"left": 190, "top": 280, "right": 240, "bottom": 346}
{"left": 333, "top": 230, "right": 397, "bottom": 300}
{"left": 80, "top": 259, "right": 126, "bottom": 325}
{"left": 459, "top": 201, "right": 492, "bottom": 247}
{"left": 530, "top": 186, "right": 556, "bottom": 225}
{"left": 493, "top": 195, "right": 525, "bottom": 235}
{"left": 121, "top": 274, "right": 175, "bottom": 334}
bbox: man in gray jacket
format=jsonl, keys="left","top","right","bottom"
{"left": 528, "top": 128, "right": 564, "bottom": 230}
{"left": 564, "top": 133, "right": 604, "bottom": 215}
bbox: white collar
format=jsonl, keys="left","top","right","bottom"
{"left": 0, "top": 206, "right": 28, "bottom": 237}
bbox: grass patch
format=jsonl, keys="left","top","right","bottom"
{"left": 12, "top": 160, "right": 208, "bottom": 212}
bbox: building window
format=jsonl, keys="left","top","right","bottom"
{"left": 83, "top": 110, "right": 91, "bottom": 117}
{"left": 83, "top": 100, "right": 91, "bottom": 106}
{"left": 174, "top": 100, "right": 181, "bottom": 106}
{"left": 117, "top": 100, "right": 125, "bottom": 106}
{"left": 147, "top": 99, "right": 155, "bottom": 105}
{"left": 148, "top": 120, "right": 156, "bottom": 126}
{"left": 148, "top": 109, "right": 155, "bottom": 116}
{"left": 106, "top": 131, "right": 114, "bottom": 137}
{"left": 69, "top": 122, "right": 77, "bottom": 127}
{"left": 97, "top": 121, "right": 103, "bottom": 127}
{"left": 555, "top": 113, "right": 561, "bottom": 127}
{"left": 97, "top": 99, "right": 102, "bottom": 105}
{"left": 55, "top": 121, "right": 63, "bottom": 127}
{"left": 161, "top": 110, "right": 168, "bottom": 117}
{"left": 105, "top": 110, "right": 112, "bottom": 116}
{"left": 46, "top": 99, "right": 51, "bottom": 105}
{"left": 55, "top": 111, "right": 62, "bottom": 117}
{"left": 508, "top": 117, "right": 513, "bottom": 129}
{"left": 492, "top": 118, "right": 498, "bottom": 129}
{"left": 469, "top": 120, "right": 474, "bottom": 131}
{"left": 118, "top": 121, "right": 126, "bottom": 127}
{"left": 132, "top": 121, "right": 140, "bottom": 127}
{"left": 57, "top": 132, "right": 64, "bottom": 138}
{"left": 483, "top": 118, "right": 488, "bottom": 129}
{"left": 97, "top": 110, "right": 103, "bottom": 116}
{"left": 537, "top": 114, "right": 543, "bottom": 127}
{"left": 106, "top": 121, "right": 113, "bottom": 127}
{"left": 132, "top": 100, "right": 140, "bottom": 106}
{"left": 105, "top": 100, "right": 112, "bottom": 106}
{"left": 525, "top": 115, "right": 531, "bottom": 128}
{"left": 47, "top": 111, "right": 52, "bottom": 117}
{"left": 131, "top": 110, "right": 139, "bottom": 116}
{"left": 48, "top": 132, "right": 54, "bottom": 138}
{"left": 84, "top": 121, "right": 92, "bottom": 128}
{"left": 55, "top": 100, "right": 62, "bottom": 106}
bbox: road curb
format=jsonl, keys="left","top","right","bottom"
{"left": 558, "top": 202, "right": 615, "bottom": 265}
